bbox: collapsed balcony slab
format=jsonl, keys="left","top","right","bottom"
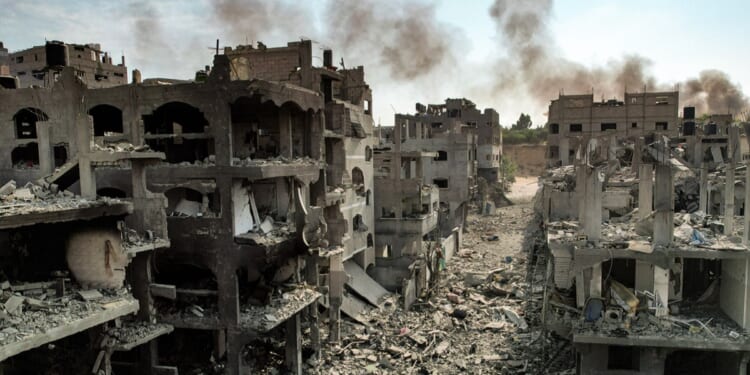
{"left": 0, "top": 198, "right": 132, "bottom": 230}
{"left": 0, "top": 291, "right": 139, "bottom": 361}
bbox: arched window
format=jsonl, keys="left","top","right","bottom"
{"left": 367, "top": 233, "right": 373, "bottom": 247}
{"left": 353, "top": 214, "right": 368, "bottom": 232}
{"left": 352, "top": 167, "right": 365, "bottom": 196}
{"left": 89, "top": 104, "right": 124, "bottom": 136}
{"left": 365, "top": 146, "right": 372, "bottom": 162}
{"left": 13, "top": 108, "right": 48, "bottom": 139}
{"left": 366, "top": 189, "right": 371, "bottom": 206}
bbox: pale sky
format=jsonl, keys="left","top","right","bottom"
{"left": 1, "top": 0, "right": 748, "bottom": 127}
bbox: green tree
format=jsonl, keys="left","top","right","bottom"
{"left": 512, "top": 113, "right": 533, "bottom": 130}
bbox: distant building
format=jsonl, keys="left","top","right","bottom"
{"left": 8, "top": 41, "right": 127, "bottom": 88}
{"left": 546, "top": 91, "right": 679, "bottom": 166}
{"left": 0, "top": 42, "right": 9, "bottom": 76}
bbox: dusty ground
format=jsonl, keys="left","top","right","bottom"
{"left": 505, "top": 176, "right": 540, "bottom": 204}
{"left": 307, "top": 180, "right": 573, "bottom": 374}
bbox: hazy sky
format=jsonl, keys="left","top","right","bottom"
{"left": 2, "top": 0, "right": 748, "bottom": 126}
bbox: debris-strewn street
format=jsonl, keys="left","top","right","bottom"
{"left": 309, "top": 190, "right": 573, "bottom": 374}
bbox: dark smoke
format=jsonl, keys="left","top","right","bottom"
{"left": 489, "top": 0, "right": 748, "bottom": 115}
{"left": 682, "top": 70, "right": 749, "bottom": 115}
{"left": 325, "top": 0, "right": 456, "bottom": 80}
{"left": 129, "top": 2, "right": 174, "bottom": 60}
{"left": 489, "top": 0, "right": 655, "bottom": 103}
{"left": 212, "top": 0, "right": 308, "bottom": 43}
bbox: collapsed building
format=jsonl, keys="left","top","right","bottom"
{"left": 370, "top": 98, "right": 500, "bottom": 307}
{"left": 0, "top": 38, "right": 381, "bottom": 375}
{"left": 539, "top": 91, "right": 750, "bottom": 374}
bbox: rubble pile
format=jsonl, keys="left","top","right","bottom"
{"left": 240, "top": 286, "right": 320, "bottom": 332}
{"left": 0, "top": 285, "right": 132, "bottom": 346}
{"left": 310, "top": 202, "right": 574, "bottom": 374}
{"left": 231, "top": 156, "right": 320, "bottom": 167}
{"left": 0, "top": 179, "right": 122, "bottom": 217}
{"left": 102, "top": 320, "right": 173, "bottom": 348}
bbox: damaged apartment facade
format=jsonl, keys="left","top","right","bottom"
{"left": 370, "top": 98, "right": 500, "bottom": 307}
{"left": 540, "top": 90, "right": 750, "bottom": 374}
{"left": 0, "top": 39, "right": 381, "bottom": 375}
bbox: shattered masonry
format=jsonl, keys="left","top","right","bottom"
{"left": 0, "top": 39, "right": 504, "bottom": 374}
{"left": 540, "top": 91, "right": 750, "bottom": 374}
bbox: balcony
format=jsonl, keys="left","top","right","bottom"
{"left": 376, "top": 211, "right": 438, "bottom": 235}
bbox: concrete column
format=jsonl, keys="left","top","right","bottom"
{"left": 608, "top": 136, "right": 617, "bottom": 162}
{"left": 559, "top": 137, "right": 569, "bottom": 166}
{"left": 279, "top": 108, "right": 293, "bottom": 159}
{"left": 328, "top": 251, "right": 344, "bottom": 343}
{"left": 638, "top": 164, "right": 653, "bottom": 219}
{"left": 632, "top": 137, "right": 642, "bottom": 172}
{"left": 36, "top": 122, "right": 54, "bottom": 175}
{"left": 576, "top": 165, "right": 586, "bottom": 222}
{"left": 305, "top": 255, "right": 321, "bottom": 357}
{"left": 726, "top": 126, "right": 739, "bottom": 233}
{"left": 583, "top": 167, "right": 602, "bottom": 242}
{"left": 78, "top": 157, "right": 96, "bottom": 199}
{"left": 700, "top": 164, "right": 709, "bottom": 213}
{"left": 745, "top": 160, "right": 750, "bottom": 245}
{"left": 285, "top": 313, "right": 302, "bottom": 374}
{"left": 653, "top": 163, "right": 673, "bottom": 318}
{"left": 653, "top": 164, "right": 673, "bottom": 245}
{"left": 726, "top": 162, "right": 736, "bottom": 233}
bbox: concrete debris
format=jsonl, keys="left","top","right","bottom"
{"left": 308, "top": 204, "right": 572, "bottom": 374}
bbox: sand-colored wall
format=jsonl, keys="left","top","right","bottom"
{"left": 503, "top": 144, "right": 547, "bottom": 177}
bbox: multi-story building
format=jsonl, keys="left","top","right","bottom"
{"left": 8, "top": 41, "right": 128, "bottom": 88}
{"left": 371, "top": 124, "right": 440, "bottom": 308}
{"left": 546, "top": 91, "right": 679, "bottom": 167}
{"left": 0, "top": 42, "right": 9, "bottom": 75}
{"left": 0, "top": 39, "right": 380, "bottom": 374}
{"left": 0, "top": 69, "right": 173, "bottom": 374}
{"left": 540, "top": 88, "right": 750, "bottom": 373}
{"left": 224, "top": 40, "right": 381, "bottom": 322}
{"left": 390, "top": 102, "right": 479, "bottom": 238}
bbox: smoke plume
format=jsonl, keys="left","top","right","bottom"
{"left": 682, "top": 70, "right": 749, "bottom": 115}
{"left": 326, "top": 0, "right": 456, "bottom": 80}
{"left": 212, "top": 0, "right": 308, "bottom": 43}
{"left": 129, "top": 2, "right": 175, "bottom": 61}
{"left": 489, "top": 0, "right": 748, "bottom": 115}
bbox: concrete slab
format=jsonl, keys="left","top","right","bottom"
{"left": 341, "top": 292, "right": 371, "bottom": 323}
{"left": 344, "top": 260, "right": 389, "bottom": 307}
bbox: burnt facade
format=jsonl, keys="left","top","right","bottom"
{"left": 0, "top": 39, "right": 377, "bottom": 375}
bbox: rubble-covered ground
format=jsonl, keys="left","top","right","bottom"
{"left": 309, "top": 195, "right": 574, "bottom": 374}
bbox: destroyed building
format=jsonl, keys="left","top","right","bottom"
{"left": 371, "top": 123, "right": 440, "bottom": 309}
{"left": 539, "top": 90, "right": 750, "bottom": 374}
{"left": 0, "top": 68, "right": 172, "bottom": 373}
{"left": 0, "top": 39, "right": 382, "bottom": 375}
{"left": 7, "top": 41, "right": 127, "bottom": 89}
{"left": 382, "top": 99, "right": 487, "bottom": 238}
{"left": 546, "top": 91, "right": 679, "bottom": 167}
